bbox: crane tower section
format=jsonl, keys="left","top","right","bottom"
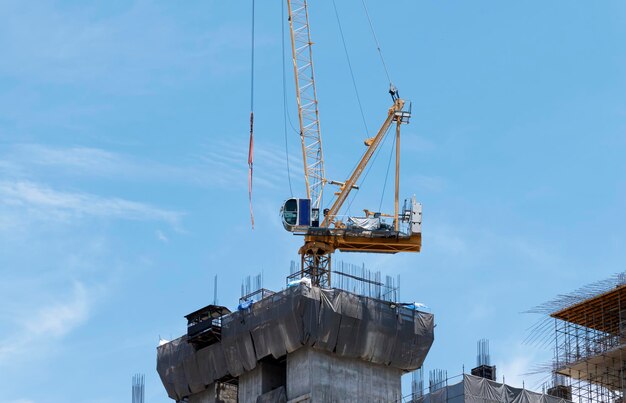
{"left": 287, "top": 0, "right": 325, "bottom": 211}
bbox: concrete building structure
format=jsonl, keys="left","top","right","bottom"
{"left": 157, "top": 284, "right": 434, "bottom": 402}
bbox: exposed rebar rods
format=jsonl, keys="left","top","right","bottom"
{"left": 132, "top": 373, "right": 145, "bottom": 403}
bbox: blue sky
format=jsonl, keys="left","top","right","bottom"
{"left": 0, "top": 1, "right": 625, "bottom": 402}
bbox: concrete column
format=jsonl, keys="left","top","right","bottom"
{"left": 286, "top": 347, "right": 403, "bottom": 402}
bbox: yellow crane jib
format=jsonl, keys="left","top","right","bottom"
{"left": 280, "top": 97, "right": 422, "bottom": 252}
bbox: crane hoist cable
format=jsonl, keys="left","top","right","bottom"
{"left": 331, "top": 0, "right": 369, "bottom": 137}
{"left": 343, "top": 126, "right": 393, "bottom": 216}
{"left": 281, "top": 0, "right": 294, "bottom": 197}
{"left": 328, "top": 125, "right": 391, "bottom": 217}
{"left": 361, "top": 0, "right": 393, "bottom": 88}
{"left": 248, "top": 0, "right": 256, "bottom": 230}
{"left": 379, "top": 133, "right": 396, "bottom": 212}
{"left": 327, "top": 0, "right": 395, "bottom": 218}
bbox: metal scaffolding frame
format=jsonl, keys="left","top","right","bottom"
{"left": 528, "top": 273, "right": 626, "bottom": 403}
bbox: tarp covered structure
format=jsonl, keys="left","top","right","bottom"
{"left": 157, "top": 284, "right": 434, "bottom": 401}
{"left": 417, "top": 374, "right": 572, "bottom": 403}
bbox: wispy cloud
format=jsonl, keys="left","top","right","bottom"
{"left": 496, "top": 343, "right": 550, "bottom": 390}
{"left": 22, "top": 282, "right": 90, "bottom": 338}
{"left": 0, "top": 1, "right": 254, "bottom": 91}
{"left": 0, "top": 282, "right": 91, "bottom": 363}
{"left": 156, "top": 230, "right": 169, "bottom": 243}
{"left": 2, "top": 142, "right": 301, "bottom": 193}
{"left": 0, "top": 180, "right": 182, "bottom": 226}
{"left": 2, "top": 144, "right": 199, "bottom": 184}
{"left": 199, "top": 139, "right": 303, "bottom": 191}
{"left": 9, "top": 144, "right": 122, "bottom": 174}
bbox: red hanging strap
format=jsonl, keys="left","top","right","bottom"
{"left": 248, "top": 111, "right": 255, "bottom": 230}
{"left": 248, "top": 0, "right": 255, "bottom": 230}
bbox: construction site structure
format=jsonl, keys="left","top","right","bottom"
{"left": 470, "top": 339, "right": 497, "bottom": 381}
{"left": 281, "top": 0, "right": 422, "bottom": 288}
{"left": 157, "top": 283, "right": 434, "bottom": 402}
{"left": 409, "top": 341, "right": 571, "bottom": 403}
{"left": 528, "top": 272, "right": 626, "bottom": 403}
{"left": 412, "top": 373, "right": 571, "bottom": 403}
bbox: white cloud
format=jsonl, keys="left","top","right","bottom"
{"left": 498, "top": 353, "right": 534, "bottom": 387}
{"left": 3, "top": 144, "right": 200, "bottom": 185}
{"left": 496, "top": 343, "right": 549, "bottom": 391}
{"left": 2, "top": 142, "right": 301, "bottom": 194}
{"left": 11, "top": 144, "right": 122, "bottom": 173}
{"left": 0, "top": 282, "right": 92, "bottom": 362}
{"left": 0, "top": 1, "right": 253, "bottom": 90}
{"left": 0, "top": 180, "right": 182, "bottom": 226}
{"left": 199, "top": 139, "right": 303, "bottom": 192}
{"left": 156, "top": 230, "right": 168, "bottom": 243}
{"left": 22, "top": 283, "right": 90, "bottom": 338}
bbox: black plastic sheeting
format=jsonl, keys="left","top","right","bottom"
{"left": 417, "top": 374, "right": 572, "bottom": 403}
{"left": 157, "top": 285, "right": 434, "bottom": 401}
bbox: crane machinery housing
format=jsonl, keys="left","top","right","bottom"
{"left": 280, "top": 0, "right": 422, "bottom": 288}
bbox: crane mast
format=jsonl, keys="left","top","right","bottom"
{"left": 286, "top": 0, "right": 325, "bottom": 211}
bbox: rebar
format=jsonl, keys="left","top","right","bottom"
{"left": 132, "top": 373, "right": 145, "bottom": 403}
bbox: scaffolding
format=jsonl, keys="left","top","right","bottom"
{"left": 528, "top": 272, "right": 626, "bottom": 403}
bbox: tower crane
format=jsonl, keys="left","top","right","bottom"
{"left": 281, "top": 0, "right": 422, "bottom": 288}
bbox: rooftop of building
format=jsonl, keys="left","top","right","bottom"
{"left": 157, "top": 283, "right": 434, "bottom": 401}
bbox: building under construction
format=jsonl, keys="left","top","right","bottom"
{"left": 157, "top": 281, "right": 434, "bottom": 402}
{"left": 409, "top": 340, "right": 571, "bottom": 403}
{"left": 529, "top": 273, "right": 626, "bottom": 402}
{"left": 412, "top": 373, "right": 571, "bottom": 403}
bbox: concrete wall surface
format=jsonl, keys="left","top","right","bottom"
{"left": 287, "top": 347, "right": 402, "bottom": 402}
{"left": 188, "top": 382, "right": 237, "bottom": 403}
{"left": 239, "top": 361, "right": 286, "bottom": 403}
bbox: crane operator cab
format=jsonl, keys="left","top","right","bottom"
{"left": 280, "top": 198, "right": 320, "bottom": 232}
{"left": 281, "top": 196, "right": 421, "bottom": 238}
